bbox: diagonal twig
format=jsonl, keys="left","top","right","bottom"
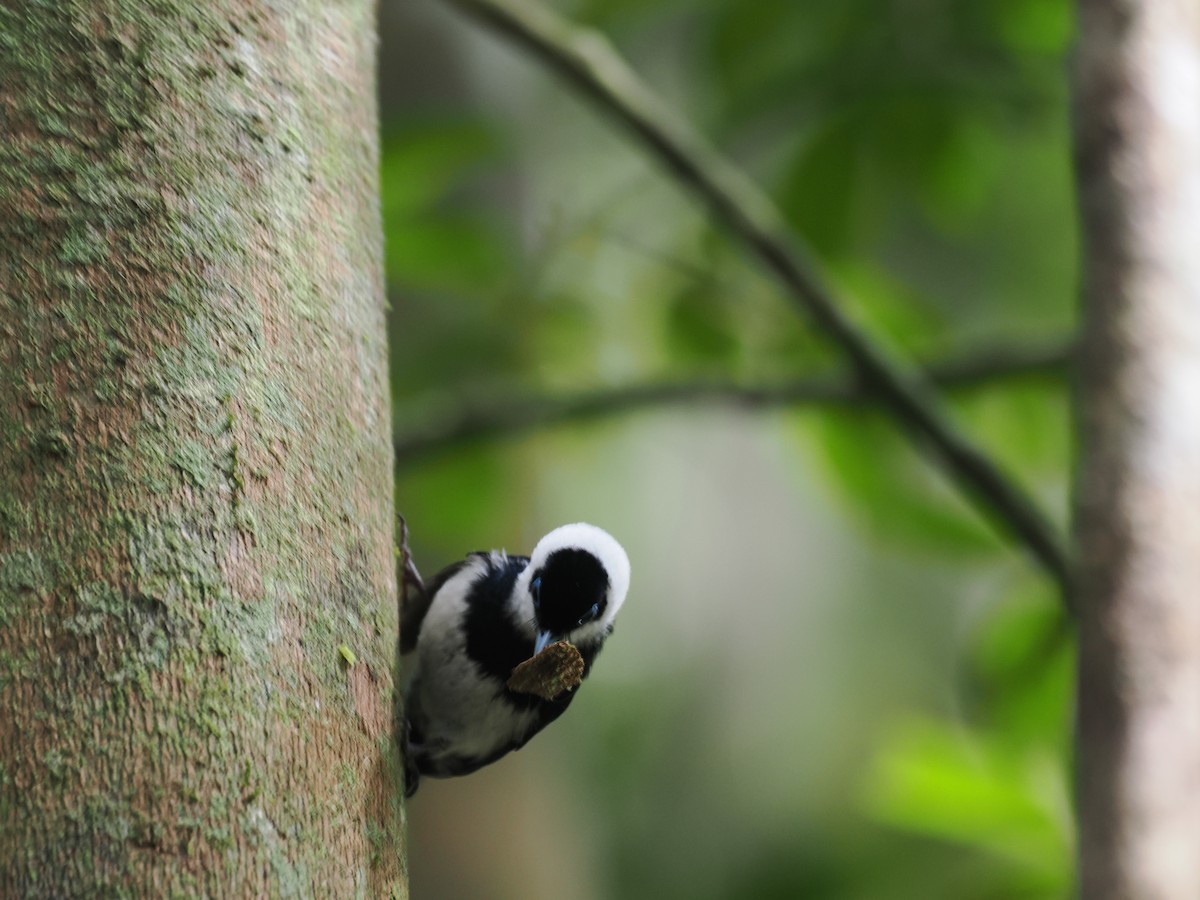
{"left": 440, "top": 0, "right": 1073, "bottom": 596}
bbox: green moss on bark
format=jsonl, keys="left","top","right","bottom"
{"left": 0, "top": 1, "right": 403, "bottom": 895}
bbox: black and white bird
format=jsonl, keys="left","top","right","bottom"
{"left": 401, "top": 523, "right": 630, "bottom": 795}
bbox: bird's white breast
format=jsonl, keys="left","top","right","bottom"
{"left": 409, "top": 555, "right": 541, "bottom": 758}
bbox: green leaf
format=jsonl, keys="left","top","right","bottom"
{"left": 779, "top": 117, "right": 862, "bottom": 258}
{"left": 705, "top": 0, "right": 867, "bottom": 128}
{"left": 394, "top": 444, "right": 515, "bottom": 550}
{"left": 851, "top": 94, "right": 1009, "bottom": 237}
{"left": 951, "top": 378, "right": 1071, "bottom": 501}
{"left": 380, "top": 121, "right": 500, "bottom": 219}
{"left": 989, "top": 0, "right": 1074, "bottom": 56}
{"left": 799, "top": 409, "right": 1001, "bottom": 557}
{"left": 663, "top": 284, "right": 739, "bottom": 367}
{"left": 915, "top": 114, "right": 1006, "bottom": 233}
{"left": 967, "top": 581, "right": 1074, "bottom": 747}
{"left": 380, "top": 120, "right": 511, "bottom": 296}
{"left": 861, "top": 716, "right": 1071, "bottom": 886}
{"left": 829, "top": 260, "right": 947, "bottom": 354}
{"left": 385, "top": 217, "right": 508, "bottom": 293}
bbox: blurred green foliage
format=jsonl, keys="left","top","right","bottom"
{"left": 385, "top": 0, "right": 1077, "bottom": 896}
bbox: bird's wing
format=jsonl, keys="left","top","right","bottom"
{"left": 399, "top": 556, "right": 469, "bottom": 655}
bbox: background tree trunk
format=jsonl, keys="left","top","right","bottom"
{"left": 1073, "top": 1, "right": 1200, "bottom": 897}
{"left": 0, "top": 2, "right": 404, "bottom": 895}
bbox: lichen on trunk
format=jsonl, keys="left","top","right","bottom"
{"left": 0, "top": 1, "right": 404, "bottom": 895}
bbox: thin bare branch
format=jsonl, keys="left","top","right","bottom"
{"left": 439, "top": 0, "right": 1072, "bottom": 593}
{"left": 395, "top": 338, "right": 1073, "bottom": 460}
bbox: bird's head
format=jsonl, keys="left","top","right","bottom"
{"left": 521, "top": 523, "right": 630, "bottom": 654}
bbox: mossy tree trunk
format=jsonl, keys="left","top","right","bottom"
{"left": 0, "top": 2, "right": 404, "bottom": 895}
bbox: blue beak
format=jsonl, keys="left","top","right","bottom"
{"left": 534, "top": 630, "right": 555, "bottom": 655}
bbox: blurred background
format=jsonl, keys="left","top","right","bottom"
{"left": 382, "top": 0, "right": 1076, "bottom": 897}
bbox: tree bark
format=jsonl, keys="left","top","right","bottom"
{"left": 1073, "top": 1, "right": 1200, "bottom": 897}
{"left": 0, "top": 2, "right": 404, "bottom": 896}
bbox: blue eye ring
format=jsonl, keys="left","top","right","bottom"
{"left": 577, "top": 602, "right": 600, "bottom": 627}
{"left": 531, "top": 576, "right": 542, "bottom": 609}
